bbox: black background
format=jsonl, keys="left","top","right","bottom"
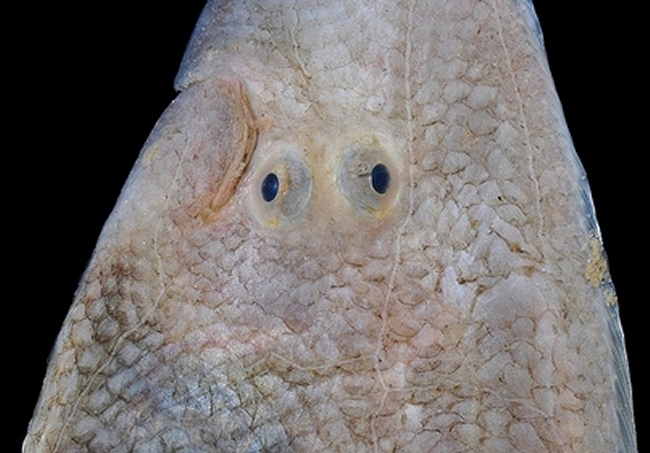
{"left": 12, "top": 2, "right": 643, "bottom": 451}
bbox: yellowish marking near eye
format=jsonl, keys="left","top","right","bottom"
{"left": 249, "top": 142, "right": 313, "bottom": 229}
{"left": 334, "top": 135, "right": 401, "bottom": 221}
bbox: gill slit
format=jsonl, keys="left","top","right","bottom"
{"left": 370, "top": 1, "right": 417, "bottom": 451}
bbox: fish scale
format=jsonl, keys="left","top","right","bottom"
{"left": 24, "top": 1, "right": 636, "bottom": 452}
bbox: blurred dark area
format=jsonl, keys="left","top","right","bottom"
{"left": 11, "top": 1, "right": 642, "bottom": 451}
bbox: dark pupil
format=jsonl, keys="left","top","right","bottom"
{"left": 261, "top": 172, "right": 280, "bottom": 202}
{"left": 371, "top": 163, "right": 390, "bottom": 194}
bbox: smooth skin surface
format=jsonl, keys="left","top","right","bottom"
{"left": 22, "top": 0, "right": 636, "bottom": 452}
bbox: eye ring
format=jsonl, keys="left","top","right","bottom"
{"left": 336, "top": 145, "right": 398, "bottom": 218}
{"left": 250, "top": 144, "right": 312, "bottom": 227}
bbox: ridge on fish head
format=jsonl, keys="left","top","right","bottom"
{"left": 24, "top": 1, "right": 636, "bottom": 452}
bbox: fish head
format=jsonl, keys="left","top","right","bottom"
{"left": 24, "top": 1, "right": 636, "bottom": 452}
{"left": 113, "top": 0, "right": 562, "bottom": 354}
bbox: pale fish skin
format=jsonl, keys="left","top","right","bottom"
{"left": 24, "top": 0, "right": 636, "bottom": 452}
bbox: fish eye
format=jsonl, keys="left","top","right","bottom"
{"left": 371, "top": 163, "right": 390, "bottom": 194}
{"left": 336, "top": 145, "right": 398, "bottom": 217}
{"left": 261, "top": 172, "right": 279, "bottom": 202}
{"left": 250, "top": 145, "right": 312, "bottom": 227}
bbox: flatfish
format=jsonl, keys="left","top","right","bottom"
{"left": 24, "top": 1, "right": 636, "bottom": 452}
